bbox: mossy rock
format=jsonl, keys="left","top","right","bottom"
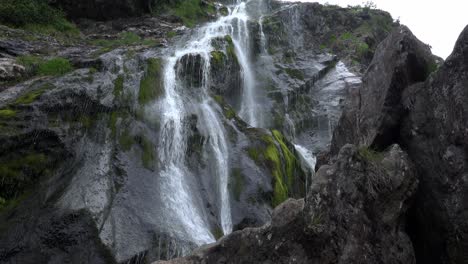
{"left": 14, "top": 83, "right": 55, "bottom": 105}
{"left": 139, "top": 58, "right": 164, "bottom": 105}
{"left": 245, "top": 130, "right": 304, "bottom": 207}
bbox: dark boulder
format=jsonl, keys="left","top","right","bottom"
{"left": 331, "top": 26, "right": 435, "bottom": 154}
{"left": 400, "top": 25, "right": 468, "bottom": 264}
{"left": 156, "top": 144, "right": 418, "bottom": 264}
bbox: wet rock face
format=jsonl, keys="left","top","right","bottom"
{"left": 331, "top": 26, "right": 436, "bottom": 155}
{"left": 400, "top": 25, "right": 468, "bottom": 264}
{"left": 156, "top": 144, "right": 418, "bottom": 264}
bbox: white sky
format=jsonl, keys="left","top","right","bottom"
{"left": 282, "top": 0, "right": 468, "bottom": 59}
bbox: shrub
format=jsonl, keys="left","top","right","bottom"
{"left": 0, "top": 0, "right": 77, "bottom": 33}
{"left": 37, "top": 58, "right": 73, "bottom": 76}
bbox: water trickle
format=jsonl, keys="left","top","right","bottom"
{"left": 293, "top": 144, "right": 317, "bottom": 195}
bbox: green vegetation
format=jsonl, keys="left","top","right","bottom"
{"left": 163, "top": 0, "right": 216, "bottom": 27}
{"left": 119, "top": 130, "right": 135, "bottom": 151}
{"left": 17, "top": 56, "right": 73, "bottom": 77}
{"left": 246, "top": 130, "right": 302, "bottom": 207}
{"left": 0, "top": 153, "right": 48, "bottom": 199}
{"left": 0, "top": 0, "right": 79, "bottom": 34}
{"left": 225, "top": 36, "right": 237, "bottom": 59}
{"left": 167, "top": 31, "right": 177, "bottom": 38}
{"left": 139, "top": 58, "right": 164, "bottom": 105}
{"left": 358, "top": 146, "right": 384, "bottom": 162}
{"left": 0, "top": 109, "right": 16, "bottom": 119}
{"left": 113, "top": 75, "right": 124, "bottom": 98}
{"left": 272, "top": 130, "right": 297, "bottom": 188}
{"left": 231, "top": 168, "right": 245, "bottom": 201}
{"left": 37, "top": 57, "right": 73, "bottom": 76}
{"left": 92, "top": 32, "right": 158, "bottom": 53}
{"left": 140, "top": 136, "right": 155, "bottom": 170}
{"left": 284, "top": 68, "right": 305, "bottom": 81}
{"left": 15, "top": 84, "right": 54, "bottom": 105}
{"left": 210, "top": 51, "right": 225, "bottom": 66}
{"left": 212, "top": 226, "right": 224, "bottom": 240}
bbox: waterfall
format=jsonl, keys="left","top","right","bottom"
{"left": 259, "top": 15, "right": 267, "bottom": 54}
{"left": 232, "top": 2, "right": 259, "bottom": 127}
{"left": 153, "top": 0, "right": 267, "bottom": 248}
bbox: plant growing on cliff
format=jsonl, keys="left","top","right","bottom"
{"left": 0, "top": 0, "right": 78, "bottom": 33}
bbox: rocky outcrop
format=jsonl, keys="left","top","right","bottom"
{"left": 156, "top": 144, "right": 418, "bottom": 264}
{"left": 331, "top": 23, "right": 468, "bottom": 264}
{"left": 400, "top": 25, "right": 468, "bottom": 264}
{"left": 331, "top": 26, "right": 436, "bottom": 155}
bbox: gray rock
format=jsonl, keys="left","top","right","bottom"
{"left": 331, "top": 26, "right": 435, "bottom": 154}
{"left": 400, "top": 25, "right": 468, "bottom": 264}
{"left": 0, "top": 58, "right": 25, "bottom": 81}
{"left": 156, "top": 144, "right": 418, "bottom": 264}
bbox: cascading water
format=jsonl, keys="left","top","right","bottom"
{"left": 153, "top": 0, "right": 263, "bottom": 249}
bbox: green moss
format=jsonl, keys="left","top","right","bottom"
{"left": 284, "top": 68, "right": 304, "bottom": 81}
{"left": 231, "top": 168, "right": 245, "bottom": 201}
{"left": 358, "top": 146, "right": 384, "bottom": 162}
{"left": 0, "top": 153, "right": 49, "bottom": 200}
{"left": 219, "top": 6, "right": 229, "bottom": 16}
{"left": 37, "top": 58, "right": 73, "bottom": 76}
{"left": 213, "top": 95, "right": 224, "bottom": 105}
{"left": 92, "top": 32, "right": 158, "bottom": 52}
{"left": 17, "top": 56, "right": 72, "bottom": 77}
{"left": 141, "top": 136, "right": 155, "bottom": 170}
{"left": 210, "top": 51, "right": 225, "bottom": 66}
{"left": 119, "top": 130, "right": 135, "bottom": 151}
{"left": 167, "top": 31, "right": 177, "bottom": 38}
{"left": 14, "top": 84, "right": 54, "bottom": 105}
{"left": 109, "top": 112, "right": 119, "bottom": 138}
{"left": 166, "top": 0, "right": 215, "bottom": 27}
{"left": 0, "top": 109, "right": 16, "bottom": 119}
{"left": 79, "top": 115, "right": 93, "bottom": 129}
{"left": 272, "top": 130, "right": 297, "bottom": 188}
{"left": 225, "top": 35, "right": 237, "bottom": 60}
{"left": 139, "top": 58, "right": 163, "bottom": 105}
{"left": 247, "top": 147, "right": 260, "bottom": 163}
{"left": 113, "top": 74, "right": 124, "bottom": 98}
{"left": 225, "top": 108, "right": 236, "bottom": 119}
{"left": 212, "top": 226, "right": 224, "bottom": 240}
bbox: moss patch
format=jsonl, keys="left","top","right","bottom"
{"left": 164, "top": 0, "right": 216, "bottom": 27}
{"left": 15, "top": 83, "right": 54, "bottom": 105}
{"left": 92, "top": 32, "right": 158, "bottom": 53}
{"left": 246, "top": 130, "right": 303, "bottom": 207}
{"left": 284, "top": 68, "right": 305, "bottom": 81}
{"left": 358, "top": 146, "right": 384, "bottom": 163}
{"left": 140, "top": 136, "right": 155, "bottom": 170}
{"left": 0, "top": 153, "right": 49, "bottom": 199}
{"left": 0, "top": 109, "right": 16, "bottom": 119}
{"left": 113, "top": 74, "right": 124, "bottom": 98}
{"left": 231, "top": 168, "right": 245, "bottom": 201}
{"left": 210, "top": 51, "right": 225, "bottom": 66}
{"left": 37, "top": 57, "right": 73, "bottom": 76}
{"left": 119, "top": 129, "right": 135, "bottom": 151}
{"left": 17, "top": 56, "right": 73, "bottom": 77}
{"left": 139, "top": 58, "right": 163, "bottom": 105}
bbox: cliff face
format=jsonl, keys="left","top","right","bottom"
{"left": 0, "top": 0, "right": 466, "bottom": 264}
